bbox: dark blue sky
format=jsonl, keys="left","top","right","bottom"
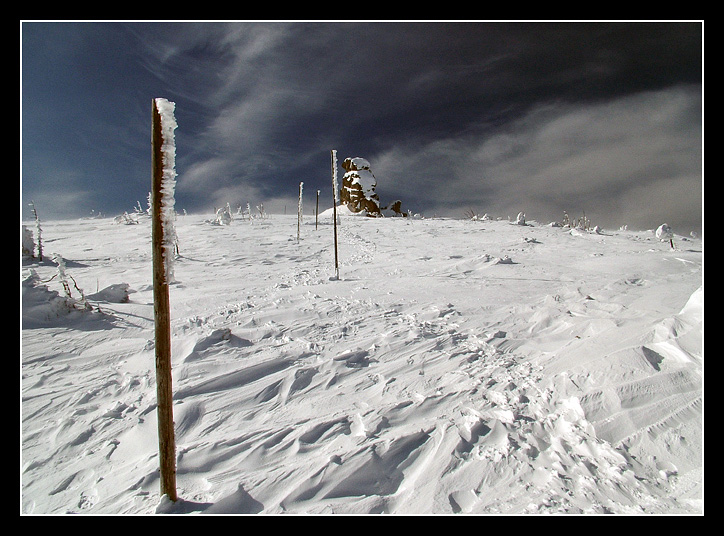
{"left": 21, "top": 21, "right": 703, "bottom": 233}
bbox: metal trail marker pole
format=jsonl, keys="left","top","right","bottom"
{"left": 151, "top": 98, "right": 178, "bottom": 502}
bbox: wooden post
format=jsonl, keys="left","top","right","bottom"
{"left": 151, "top": 99, "right": 177, "bottom": 502}
{"left": 331, "top": 150, "right": 339, "bottom": 280}
{"left": 297, "top": 182, "right": 303, "bottom": 242}
{"left": 316, "top": 190, "right": 320, "bottom": 231}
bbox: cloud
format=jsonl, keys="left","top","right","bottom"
{"left": 163, "top": 23, "right": 338, "bottom": 206}
{"left": 22, "top": 22, "right": 700, "bottom": 226}
{"left": 22, "top": 184, "right": 95, "bottom": 221}
{"left": 372, "top": 84, "right": 702, "bottom": 232}
{"left": 121, "top": 22, "right": 702, "bottom": 229}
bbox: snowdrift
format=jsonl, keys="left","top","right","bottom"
{"left": 21, "top": 214, "right": 703, "bottom": 514}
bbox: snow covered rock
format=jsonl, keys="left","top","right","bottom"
{"left": 340, "top": 157, "right": 381, "bottom": 216}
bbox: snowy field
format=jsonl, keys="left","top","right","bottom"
{"left": 21, "top": 211, "right": 703, "bottom": 514}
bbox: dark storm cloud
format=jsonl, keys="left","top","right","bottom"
{"left": 21, "top": 21, "right": 702, "bottom": 232}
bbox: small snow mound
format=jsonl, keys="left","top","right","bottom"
{"left": 318, "top": 204, "right": 372, "bottom": 219}
{"left": 87, "top": 283, "right": 131, "bottom": 303}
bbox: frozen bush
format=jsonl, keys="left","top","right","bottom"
{"left": 22, "top": 270, "right": 96, "bottom": 327}
{"left": 656, "top": 223, "right": 675, "bottom": 248}
{"left": 214, "top": 203, "right": 233, "bottom": 225}
{"left": 22, "top": 225, "right": 34, "bottom": 258}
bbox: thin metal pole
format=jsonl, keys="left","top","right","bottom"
{"left": 151, "top": 99, "right": 177, "bottom": 502}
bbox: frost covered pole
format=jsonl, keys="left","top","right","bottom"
{"left": 316, "top": 189, "right": 320, "bottom": 230}
{"left": 297, "top": 181, "right": 304, "bottom": 242}
{"left": 331, "top": 150, "right": 339, "bottom": 280}
{"left": 151, "top": 98, "right": 178, "bottom": 503}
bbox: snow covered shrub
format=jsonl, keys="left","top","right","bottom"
{"left": 656, "top": 223, "right": 675, "bottom": 248}
{"left": 114, "top": 212, "right": 139, "bottom": 225}
{"left": 22, "top": 225, "right": 34, "bottom": 258}
{"left": 23, "top": 270, "right": 73, "bottom": 325}
{"left": 213, "top": 203, "right": 233, "bottom": 225}
{"left": 464, "top": 208, "right": 478, "bottom": 220}
{"left": 51, "top": 253, "right": 88, "bottom": 306}
{"left": 561, "top": 211, "right": 593, "bottom": 231}
{"left": 22, "top": 269, "right": 102, "bottom": 328}
{"left": 515, "top": 212, "right": 527, "bottom": 225}
{"left": 463, "top": 209, "right": 490, "bottom": 221}
{"left": 134, "top": 198, "right": 151, "bottom": 217}
{"left": 28, "top": 201, "right": 43, "bottom": 261}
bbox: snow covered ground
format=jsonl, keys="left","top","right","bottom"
{"left": 21, "top": 211, "right": 703, "bottom": 514}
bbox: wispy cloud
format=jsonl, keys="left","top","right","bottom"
{"left": 22, "top": 21, "right": 702, "bottom": 227}
{"left": 372, "top": 85, "right": 702, "bottom": 232}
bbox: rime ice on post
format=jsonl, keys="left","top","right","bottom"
{"left": 298, "top": 182, "right": 304, "bottom": 242}
{"left": 151, "top": 97, "right": 178, "bottom": 503}
{"left": 331, "top": 150, "right": 340, "bottom": 280}
{"left": 154, "top": 98, "right": 178, "bottom": 283}
{"left": 331, "top": 150, "right": 339, "bottom": 205}
{"left": 299, "top": 181, "right": 304, "bottom": 223}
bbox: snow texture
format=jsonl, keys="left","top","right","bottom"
{"left": 21, "top": 214, "right": 703, "bottom": 514}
